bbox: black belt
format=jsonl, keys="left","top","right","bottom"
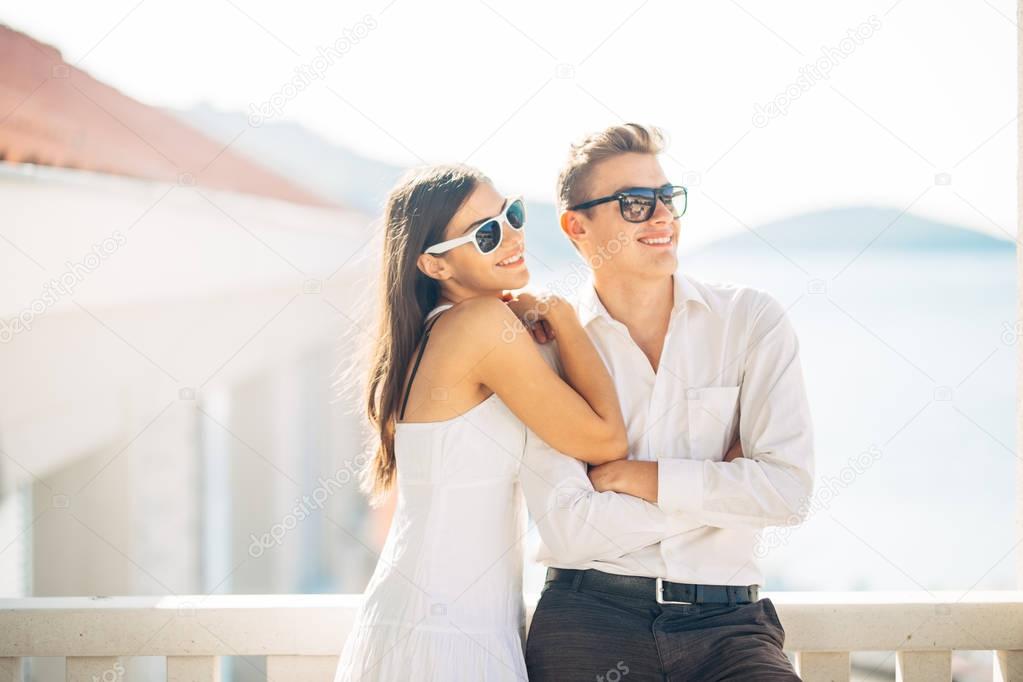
{"left": 545, "top": 568, "right": 759, "bottom": 606}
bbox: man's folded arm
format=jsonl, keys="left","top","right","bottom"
{"left": 519, "top": 427, "right": 703, "bottom": 565}
{"left": 657, "top": 291, "right": 816, "bottom": 530}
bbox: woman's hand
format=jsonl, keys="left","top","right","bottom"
{"left": 500, "top": 291, "right": 576, "bottom": 344}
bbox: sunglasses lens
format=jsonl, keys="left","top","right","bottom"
{"left": 475, "top": 220, "right": 502, "bottom": 253}
{"left": 659, "top": 186, "right": 686, "bottom": 217}
{"left": 506, "top": 199, "right": 525, "bottom": 229}
{"left": 620, "top": 190, "right": 656, "bottom": 222}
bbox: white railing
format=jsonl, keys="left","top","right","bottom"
{"left": 1, "top": 592, "right": 1021, "bottom": 681}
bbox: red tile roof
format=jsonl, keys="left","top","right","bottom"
{"left": 0, "top": 25, "right": 336, "bottom": 208}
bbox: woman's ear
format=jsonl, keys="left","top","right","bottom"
{"left": 417, "top": 253, "right": 450, "bottom": 281}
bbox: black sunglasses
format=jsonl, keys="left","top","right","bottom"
{"left": 569, "top": 184, "right": 687, "bottom": 223}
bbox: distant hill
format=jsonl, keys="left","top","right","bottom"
{"left": 170, "top": 103, "right": 402, "bottom": 215}
{"left": 170, "top": 103, "right": 579, "bottom": 265}
{"left": 686, "top": 205, "right": 1014, "bottom": 255}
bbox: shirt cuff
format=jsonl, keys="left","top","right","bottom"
{"left": 657, "top": 458, "right": 705, "bottom": 516}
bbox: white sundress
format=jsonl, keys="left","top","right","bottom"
{"left": 334, "top": 304, "right": 530, "bottom": 682}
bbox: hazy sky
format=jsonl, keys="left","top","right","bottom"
{"left": 5, "top": 0, "right": 1018, "bottom": 243}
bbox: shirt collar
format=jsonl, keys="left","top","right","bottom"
{"left": 575, "top": 270, "right": 712, "bottom": 328}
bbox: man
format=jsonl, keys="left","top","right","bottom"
{"left": 517, "top": 123, "right": 815, "bottom": 680}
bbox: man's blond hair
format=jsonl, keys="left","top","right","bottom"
{"left": 556, "top": 123, "right": 667, "bottom": 212}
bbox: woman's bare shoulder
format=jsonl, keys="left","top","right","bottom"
{"left": 431, "top": 296, "right": 523, "bottom": 359}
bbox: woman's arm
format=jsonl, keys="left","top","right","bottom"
{"left": 506, "top": 293, "right": 626, "bottom": 451}
{"left": 456, "top": 296, "right": 627, "bottom": 465}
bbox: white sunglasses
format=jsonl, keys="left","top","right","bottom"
{"left": 423, "top": 196, "right": 526, "bottom": 255}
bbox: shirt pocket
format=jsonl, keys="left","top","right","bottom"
{"left": 686, "top": 385, "right": 741, "bottom": 460}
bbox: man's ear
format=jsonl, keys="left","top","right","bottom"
{"left": 417, "top": 253, "right": 451, "bottom": 281}
{"left": 559, "top": 210, "right": 586, "bottom": 248}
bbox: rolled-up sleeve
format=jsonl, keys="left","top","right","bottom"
{"left": 656, "top": 291, "right": 815, "bottom": 529}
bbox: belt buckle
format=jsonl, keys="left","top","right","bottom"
{"left": 655, "top": 577, "right": 693, "bottom": 605}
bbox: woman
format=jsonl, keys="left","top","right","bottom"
{"left": 333, "top": 163, "right": 629, "bottom": 681}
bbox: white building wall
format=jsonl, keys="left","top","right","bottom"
{"left": 0, "top": 163, "right": 381, "bottom": 620}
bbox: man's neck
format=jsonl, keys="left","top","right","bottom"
{"left": 592, "top": 271, "right": 675, "bottom": 371}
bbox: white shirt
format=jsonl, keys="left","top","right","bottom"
{"left": 518, "top": 270, "right": 815, "bottom": 587}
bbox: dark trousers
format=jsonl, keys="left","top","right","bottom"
{"left": 525, "top": 574, "right": 801, "bottom": 681}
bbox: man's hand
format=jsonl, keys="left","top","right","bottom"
{"left": 587, "top": 459, "right": 620, "bottom": 492}
{"left": 588, "top": 460, "right": 659, "bottom": 503}
{"left": 723, "top": 436, "right": 744, "bottom": 463}
{"left": 588, "top": 439, "right": 743, "bottom": 504}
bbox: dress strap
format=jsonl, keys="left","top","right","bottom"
{"left": 425, "top": 303, "right": 454, "bottom": 321}
{"left": 398, "top": 308, "right": 450, "bottom": 421}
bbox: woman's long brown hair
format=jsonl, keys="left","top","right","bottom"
{"left": 361, "top": 164, "right": 487, "bottom": 506}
